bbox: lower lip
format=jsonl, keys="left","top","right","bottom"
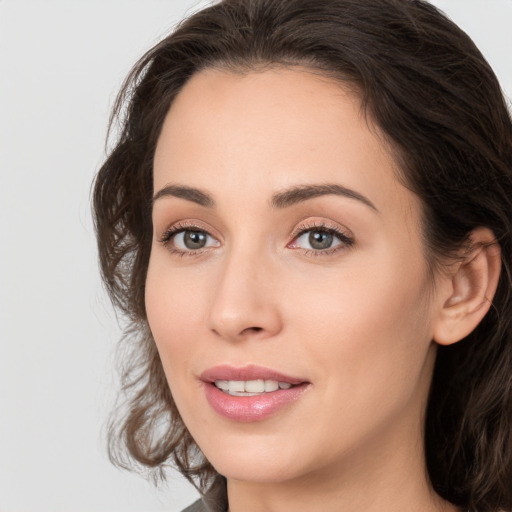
{"left": 203, "top": 382, "right": 310, "bottom": 422}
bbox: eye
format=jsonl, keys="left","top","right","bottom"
{"left": 174, "top": 230, "right": 215, "bottom": 250}
{"left": 159, "top": 223, "right": 220, "bottom": 256}
{"left": 289, "top": 223, "right": 354, "bottom": 255}
{"left": 296, "top": 230, "right": 339, "bottom": 250}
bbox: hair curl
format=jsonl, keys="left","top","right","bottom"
{"left": 93, "top": 1, "right": 512, "bottom": 510}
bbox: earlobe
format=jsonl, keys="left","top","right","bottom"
{"left": 433, "top": 228, "right": 501, "bottom": 346}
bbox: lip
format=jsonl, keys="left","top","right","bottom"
{"left": 200, "top": 364, "right": 310, "bottom": 422}
{"left": 200, "top": 364, "right": 305, "bottom": 385}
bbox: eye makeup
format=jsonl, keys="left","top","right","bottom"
{"left": 157, "top": 221, "right": 220, "bottom": 258}
{"left": 157, "top": 218, "right": 355, "bottom": 259}
{"left": 288, "top": 220, "right": 354, "bottom": 257}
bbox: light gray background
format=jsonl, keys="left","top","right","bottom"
{"left": 0, "top": 1, "right": 511, "bottom": 511}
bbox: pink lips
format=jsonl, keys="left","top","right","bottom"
{"left": 200, "top": 364, "right": 310, "bottom": 422}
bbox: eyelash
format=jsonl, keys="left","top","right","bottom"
{"left": 158, "top": 222, "right": 214, "bottom": 258}
{"left": 157, "top": 221, "right": 354, "bottom": 258}
{"left": 291, "top": 222, "right": 354, "bottom": 257}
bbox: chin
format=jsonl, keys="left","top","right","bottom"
{"left": 195, "top": 428, "right": 317, "bottom": 484}
{"left": 211, "top": 456, "right": 303, "bottom": 484}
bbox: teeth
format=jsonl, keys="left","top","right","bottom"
{"left": 245, "top": 379, "right": 265, "bottom": 393}
{"left": 214, "top": 379, "right": 295, "bottom": 395}
{"left": 215, "top": 380, "right": 229, "bottom": 391}
{"left": 229, "top": 381, "right": 245, "bottom": 393}
{"left": 264, "top": 380, "right": 279, "bottom": 392}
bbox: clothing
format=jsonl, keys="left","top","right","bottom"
{"left": 181, "top": 476, "right": 228, "bottom": 512}
{"left": 181, "top": 499, "right": 208, "bottom": 512}
{"left": 181, "top": 495, "right": 226, "bottom": 512}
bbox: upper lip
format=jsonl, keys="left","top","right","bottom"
{"left": 200, "top": 364, "right": 306, "bottom": 385}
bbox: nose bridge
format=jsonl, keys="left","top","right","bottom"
{"left": 207, "top": 238, "right": 282, "bottom": 341}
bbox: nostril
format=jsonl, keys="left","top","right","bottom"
{"left": 245, "top": 326, "right": 263, "bottom": 333}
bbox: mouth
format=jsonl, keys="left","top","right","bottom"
{"left": 200, "top": 363, "right": 306, "bottom": 389}
{"left": 200, "top": 365, "right": 310, "bottom": 422}
{"left": 213, "top": 379, "right": 294, "bottom": 396}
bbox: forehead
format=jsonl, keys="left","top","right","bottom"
{"left": 153, "top": 66, "right": 418, "bottom": 222}
{"left": 156, "top": 67, "right": 372, "bottom": 163}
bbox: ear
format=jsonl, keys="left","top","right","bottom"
{"left": 433, "top": 227, "right": 501, "bottom": 346}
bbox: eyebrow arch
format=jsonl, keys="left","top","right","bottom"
{"left": 152, "top": 182, "right": 378, "bottom": 213}
{"left": 270, "top": 183, "right": 379, "bottom": 212}
{"left": 152, "top": 184, "right": 216, "bottom": 208}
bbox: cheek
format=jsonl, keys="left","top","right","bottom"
{"left": 290, "top": 251, "right": 434, "bottom": 391}
{"left": 145, "top": 261, "right": 210, "bottom": 427}
{"left": 281, "top": 258, "right": 435, "bottom": 457}
{"left": 145, "top": 256, "right": 205, "bottom": 368}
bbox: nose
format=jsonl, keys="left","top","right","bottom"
{"left": 207, "top": 247, "right": 283, "bottom": 342}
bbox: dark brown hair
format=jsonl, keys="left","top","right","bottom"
{"left": 93, "top": 1, "right": 512, "bottom": 510}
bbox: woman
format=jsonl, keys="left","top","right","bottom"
{"left": 93, "top": 0, "right": 512, "bottom": 511}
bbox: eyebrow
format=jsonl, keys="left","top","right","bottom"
{"left": 270, "top": 183, "right": 378, "bottom": 212}
{"left": 152, "top": 182, "right": 378, "bottom": 212}
{"left": 152, "top": 184, "right": 215, "bottom": 208}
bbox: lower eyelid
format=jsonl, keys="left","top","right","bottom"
{"left": 290, "top": 240, "right": 349, "bottom": 255}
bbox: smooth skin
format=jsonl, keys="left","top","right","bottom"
{"left": 146, "top": 67, "right": 500, "bottom": 512}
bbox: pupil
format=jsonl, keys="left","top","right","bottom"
{"left": 184, "top": 231, "right": 206, "bottom": 249}
{"left": 309, "top": 231, "right": 333, "bottom": 250}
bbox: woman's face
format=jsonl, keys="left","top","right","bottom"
{"left": 146, "top": 67, "right": 442, "bottom": 484}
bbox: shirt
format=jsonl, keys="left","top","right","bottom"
{"left": 181, "top": 476, "right": 228, "bottom": 512}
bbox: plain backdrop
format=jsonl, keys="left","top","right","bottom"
{"left": 0, "top": 1, "right": 511, "bottom": 511}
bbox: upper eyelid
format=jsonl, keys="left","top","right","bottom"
{"left": 291, "top": 220, "right": 354, "bottom": 239}
{"left": 158, "top": 219, "right": 348, "bottom": 236}
{"left": 157, "top": 218, "right": 354, "bottom": 248}
{"left": 291, "top": 224, "right": 354, "bottom": 248}
{"left": 157, "top": 220, "right": 220, "bottom": 242}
